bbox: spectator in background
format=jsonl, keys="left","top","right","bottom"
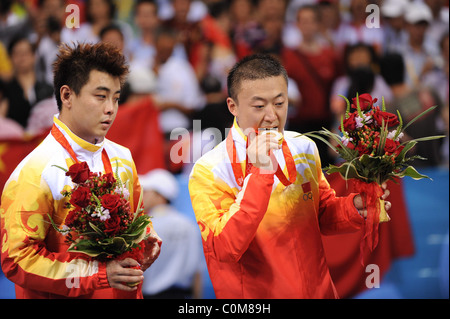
{"left": 122, "top": 67, "right": 158, "bottom": 106}
{"left": 422, "top": 32, "right": 449, "bottom": 107}
{"left": 316, "top": 0, "right": 345, "bottom": 51}
{"left": 0, "top": 0, "right": 33, "bottom": 48}
{"left": 334, "top": 0, "right": 383, "bottom": 55}
{"left": 99, "top": 23, "right": 133, "bottom": 104}
{"left": 61, "top": 0, "right": 133, "bottom": 47}
{"left": 424, "top": 0, "right": 449, "bottom": 59}
{"left": 255, "top": 0, "right": 287, "bottom": 55}
{"left": 202, "top": 1, "right": 236, "bottom": 90}
{"left": 161, "top": 0, "right": 204, "bottom": 73}
{"left": 282, "top": 4, "right": 341, "bottom": 166}
{"left": 35, "top": 16, "right": 62, "bottom": 86}
{"left": 32, "top": 0, "right": 66, "bottom": 47}
{"left": 128, "top": 0, "right": 161, "bottom": 71}
{"left": 330, "top": 43, "right": 392, "bottom": 118}
{"left": 229, "top": 0, "right": 264, "bottom": 59}
{"left": 4, "top": 35, "right": 53, "bottom": 128}
{"left": 0, "top": 79, "right": 24, "bottom": 139}
{"left": 380, "top": 52, "right": 444, "bottom": 167}
{"left": 152, "top": 25, "right": 205, "bottom": 137}
{"left": 195, "top": 0, "right": 235, "bottom": 84}
{"left": 401, "top": 1, "right": 436, "bottom": 88}
{"left": 380, "top": 0, "right": 408, "bottom": 55}
{"left": 140, "top": 169, "right": 203, "bottom": 299}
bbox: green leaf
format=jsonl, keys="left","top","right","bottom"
{"left": 325, "top": 162, "right": 367, "bottom": 181}
{"left": 89, "top": 221, "right": 105, "bottom": 236}
{"left": 400, "top": 135, "right": 446, "bottom": 146}
{"left": 302, "top": 132, "right": 338, "bottom": 153}
{"left": 47, "top": 213, "right": 62, "bottom": 232}
{"left": 396, "top": 141, "right": 417, "bottom": 162}
{"left": 395, "top": 166, "right": 431, "bottom": 180}
{"left": 68, "top": 239, "right": 104, "bottom": 257}
{"left": 394, "top": 110, "right": 403, "bottom": 140}
{"left": 338, "top": 94, "right": 351, "bottom": 118}
{"left": 355, "top": 92, "right": 364, "bottom": 119}
{"left": 402, "top": 105, "right": 438, "bottom": 132}
{"left": 51, "top": 164, "right": 68, "bottom": 173}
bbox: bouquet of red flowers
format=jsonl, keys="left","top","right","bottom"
{"left": 304, "top": 93, "right": 444, "bottom": 259}
{"left": 49, "top": 161, "right": 151, "bottom": 262}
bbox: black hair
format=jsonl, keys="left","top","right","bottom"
{"left": 7, "top": 35, "right": 35, "bottom": 56}
{"left": 379, "top": 53, "right": 405, "bottom": 86}
{"left": 53, "top": 42, "right": 129, "bottom": 110}
{"left": 227, "top": 53, "right": 288, "bottom": 101}
{"left": 99, "top": 23, "right": 124, "bottom": 40}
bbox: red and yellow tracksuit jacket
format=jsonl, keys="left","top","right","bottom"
{"left": 188, "top": 121, "right": 364, "bottom": 298}
{"left": 0, "top": 117, "right": 153, "bottom": 299}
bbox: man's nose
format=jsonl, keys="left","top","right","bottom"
{"left": 105, "top": 98, "right": 116, "bottom": 114}
{"left": 264, "top": 105, "right": 277, "bottom": 122}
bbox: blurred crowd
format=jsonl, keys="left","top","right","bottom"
{"left": 0, "top": 0, "right": 449, "bottom": 170}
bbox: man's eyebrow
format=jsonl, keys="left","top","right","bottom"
{"left": 95, "top": 86, "right": 121, "bottom": 94}
{"left": 250, "top": 96, "right": 267, "bottom": 102}
{"left": 250, "top": 93, "right": 285, "bottom": 102}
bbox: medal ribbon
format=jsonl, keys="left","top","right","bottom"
{"left": 51, "top": 123, "right": 112, "bottom": 174}
{"left": 226, "top": 129, "right": 296, "bottom": 187}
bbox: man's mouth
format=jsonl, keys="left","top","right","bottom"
{"left": 101, "top": 120, "right": 112, "bottom": 128}
{"left": 259, "top": 127, "right": 278, "bottom": 131}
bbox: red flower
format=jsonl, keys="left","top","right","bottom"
{"left": 66, "top": 162, "right": 90, "bottom": 184}
{"left": 373, "top": 109, "right": 399, "bottom": 127}
{"left": 339, "top": 112, "right": 358, "bottom": 132}
{"left": 64, "top": 210, "right": 77, "bottom": 227}
{"left": 70, "top": 186, "right": 91, "bottom": 208}
{"left": 101, "top": 194, "right": 122, "bottom": 214}
{"left": 384, "top": 138, "right": 403, "bottom": 156}
{"left": 351, "top": 93, "right": 378, "bottom": 111}
{"left": 355, "top": 141, "right": 371, "bottom": 155}
{"left": 104, "top": 214, "right": 121, "bottom": 235}
{"left": 102, "top": 172, "right": 116, "bottom": 188}
{"left": 346, "top": 141, "right": 356, "bottom": 150}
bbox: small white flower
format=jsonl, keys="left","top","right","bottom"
{"left": 355, "top": 116, "right": 364, "bottom": 128}
{"left": 340, "top": 135, "right": 353, "bottom": 146}
{"left": 115, "top": 186, "right": 130, "bottom": 200}
{"left": 363, "top": 114, "right": 373, "bottom": 124}
{"left": 387, "top": 130, "right": 404, "bottom": 141}
{"left": 91, "top": 207, "right": 110, "bottom": 220}
{"left": 99, "top": 209, "right": 110, "bottom": 221}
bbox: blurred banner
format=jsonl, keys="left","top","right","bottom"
{"left": 106, "top": 96, "right": 166, "bottom": 175}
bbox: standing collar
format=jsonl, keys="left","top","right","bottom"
{"left": 53, "top": 115, "right": 104, "bottom": 157}
{"left": 232, "top": 117, "right": 248, "bottom": 146}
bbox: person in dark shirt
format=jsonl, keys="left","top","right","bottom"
{"left": 5, "top": 35, "right": 53, "bottom": 128}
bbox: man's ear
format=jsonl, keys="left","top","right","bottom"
{"left": 227, "top": 97, "right": 238, "bottom": 117}
{"left": 60, "top": 85, "right": 72, "bottom": 109}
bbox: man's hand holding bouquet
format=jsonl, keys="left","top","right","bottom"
{"left": 304, "top": 93, "right": 444, "bottom": 262}
{"left": 49, "top": 162, "right": 160, "bottom": 287}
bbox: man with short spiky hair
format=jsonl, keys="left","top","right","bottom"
{"left": 1, "top": 42, "right": 161, "bottom": 299}
{"left": 189, "top": 54, "right": 391, "bottom": 298}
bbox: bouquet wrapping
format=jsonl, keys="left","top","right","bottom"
{"left": 49, "top": 161, "right": 152, "bottom": 284}
{"left": 304, "top": 93, "right": 444, "bottom": 263}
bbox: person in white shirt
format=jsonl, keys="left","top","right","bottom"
{"left": 152, "top": 26, "right": 205, "bottom": 136}
{"left": 140, "top": 169, "right": 203, "bottom": 299}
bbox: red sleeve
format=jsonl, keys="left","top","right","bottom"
{"left": 317, "top": 170, "right": 365, "bottom": 235}
{"left": 190, "top": 164, "right": 274, "bottom": 263}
